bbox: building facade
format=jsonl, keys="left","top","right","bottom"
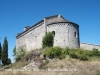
{"left": 16, "top": 15, "right": 100, "bottom": 51}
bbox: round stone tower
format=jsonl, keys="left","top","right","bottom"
{"left": 46, "top": 15, "right": 80, "bottom": 48}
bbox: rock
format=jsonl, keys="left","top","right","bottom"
{"left": 22, "top": 56, "right": 43, "bottom": 71}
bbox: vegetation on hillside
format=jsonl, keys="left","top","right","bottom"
{"left": 15, "top": 46, "right": 26, "bottom": 62}
{"left": 43, "top": 46, "right": 100, "bottom": 61}
{"left": 65, "top": 48, "right": 100, "bottom": 60}
{"left": 43, "top": 47, "right": 66, "bottom": 59}
{"left": 13, "top": 46, "right": 16, "bottom": 56}
{"left": 42, "top": 32, "right": 54, "bottom": 48}
{"left": 1, "top": 37, "right": 11, "bottom": 66}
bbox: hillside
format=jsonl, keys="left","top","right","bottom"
{"left": 0, "top": 47, "right": 100, "bottom": 75}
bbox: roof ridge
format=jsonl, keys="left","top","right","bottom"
{"left": 45, "top": 14, "right": 61, "bottom": 19}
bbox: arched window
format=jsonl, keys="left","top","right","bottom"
{"left": 74, "top": 32, "right": 77, "bottom": 38}
{"left": 52, "top": 31, "right": 55, "bottom": 37}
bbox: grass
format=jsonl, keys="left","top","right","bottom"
{"left": 11, "top": 61, "right": 31, "bottom": 69}
{"left": 45, "top": 56, "right": 100, "bottom": 75}
{"left": 0, "top": 71, "right": 100, "bottom": 75}
{"left": 0, "top": 71, "right": 72, "bottom": 75}
{"left": 0, "top": 47, "right": 100, "bottom": 75}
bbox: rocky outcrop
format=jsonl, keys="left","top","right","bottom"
{"left": 22, "top": 56, "right": 43, "bottom": 70}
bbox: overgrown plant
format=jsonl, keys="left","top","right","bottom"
{"left": 15, "top": 46, "right": 26, "bottom": 62}
{"left": 13, "top": 46, "right": 16, "bottom": 56}
{"left": 42, "top": 32, "right": 54, "bottom": 48}
{"left": 44, "top": 47, "right": 100, "bottom": 61}
{"left": 43, "top": 46, "right": 66, "bottom": 59}
{"left": 64, "top": 48, "right": 100, "bottom": 61}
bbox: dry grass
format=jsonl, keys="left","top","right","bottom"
{"left": 0, "top": 71, "right": 73, "bottom": 75}
{"left": 0, "top": 57, "right": 100, "bottom": 75}
{"left": 11, "top": 61, "right": 30, "bottom": 69}
{"left": 0, "top": 70, "right": 100, "bottom": 75}
{"left": 46, "top": 55, "right": 100, "bottom": 75}
{"left": 1, "top": 48, "right": 100, "bottom": 75}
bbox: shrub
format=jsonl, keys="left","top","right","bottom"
{"left": 85, "top": 50, "right": 94, "bottom": 57}
{"left": 15, "top": 46, "right": 26, "bottom": 62}
{"left": 63, "top": 47, "right": 70, "bottom": 55}
{"left": 92, "top": 48, "right": 100, "bottom": 57}
{"left": 42, "top": 32, "right": 54, "bottom": 48}
{"left": 70, "top": 52, "right": 79, "bottom": 59}
{"left": 44, "top": 47, "right": 100, "bottom": 61}
{"left": 64, "top": 48, "right": 90, "bottom": 60}
{"left": 43, "top": 46, "right": 66, "bottom": 59}
{"left": 79, "top": 55, "right": 89, "bottom": 61}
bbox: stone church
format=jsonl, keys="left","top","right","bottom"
{"left": 16, "top": 15, "right": 100, "bottom": 51}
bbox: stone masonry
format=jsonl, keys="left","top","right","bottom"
{"left": 16, "top": 15, "right": 100, "bottom": 51}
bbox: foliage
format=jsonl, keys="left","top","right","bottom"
{"left": 64, "top": 48, "right": 100, "bottom": 61}
{"left": 43, "top": 46, "right": 66, "bottom": 59}
{"left": 92, "top": 48, "right": 100, "bottom": 56}
{"left": 13, "top": 46, "right": 16, "bottom": 56}
{"left": 0, "top": 42, "right": 2, "bottom": 60}
{"left": 2, "top": 37, "right": 11, "bottom": 65}
{"left": 15, "top": 46, "right": 26, "bottom": 62}
{"left": 6, "top": 58, "right": 11, "bottom": 65}
{"left": 42, "top": 32, "right": 54, "bottom": 48}
{"left": 64, "top": 48, "right": 88, "bottom": 60}
{"left": 43, "top": 46, "right": 99, "bottom": 60}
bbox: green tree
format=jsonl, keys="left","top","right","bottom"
{"left": 13, "top": 46, "right": 16, "bottom": 56}
{"left": 42, "top": 32, "right": 54, "bottom": 48}
{"left": 6, "top": 58, "right": 11, "bottom": 65}
{"left": 2, "top": 37, "right": 11, "bottom": 65}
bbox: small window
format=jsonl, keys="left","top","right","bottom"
{"left": 52, "top": 31, "right": 55, "bottom": 36}
{"left": 74, "top": 32, "right": 77, "bottom": 38}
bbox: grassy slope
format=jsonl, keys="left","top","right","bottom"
{"left": 0, "top": 47, "right": 100, "bottom": 75}
{"left": 0, "top": 56, "right": 100, "bottom": 75}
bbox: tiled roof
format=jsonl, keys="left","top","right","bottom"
{"left": 45, "top": 15, "right": 69, "bottom": 25}
{"left": 16, "top": 15, "right": 74, "bottom": 37}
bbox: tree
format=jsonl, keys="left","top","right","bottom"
{"left": 2, "top": 37, "right": 11, "bottom": 65}
{"left": 42, "top": 32, "right": 54, "bottom": 48}
{"left": 13, "top": 46, "right": 16, "bottom": 56}
{"left": 6, "top": 58, "right": 11, "bottom": 65}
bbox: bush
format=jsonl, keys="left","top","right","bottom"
{"left": 92, "top": 48, "right": 100, "bottom": 57}
{"left": 42, "top": 32, "right": 54, "bottom": 48}
{"left": 44, "top": 47, "right": 100, "bottom": 61}
{"left": 44, "top": 46, "right": 66, "bottom": 59}
{"left": 85, "top": 50, "right": 94, "bottom": 57}
{"left": 70, "top": 52, "right": 79, "bottom": 59}
{"left": 15, "top": 46, "right": 26, "bottom": 62}
{"left": 79, "top": 55, "right": 89, "bottom": 61}
{"left": 64, "top": 48, "right": 90, "bottom": 60}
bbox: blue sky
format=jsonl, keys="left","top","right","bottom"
{"left": 0, "top": 0, "right": 100, "bottom": 62}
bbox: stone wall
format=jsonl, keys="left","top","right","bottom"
{"left": 47, "top": 22, "right": 80, "bottom": 48}
{"left": 80, "top": 43, "right": 100, "bottom": 51}
{"left": 16, "top": 21, "right": 45, "bottom": 51}
{"left": 16, "top": 15, "right": 80, "bottom": 51}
